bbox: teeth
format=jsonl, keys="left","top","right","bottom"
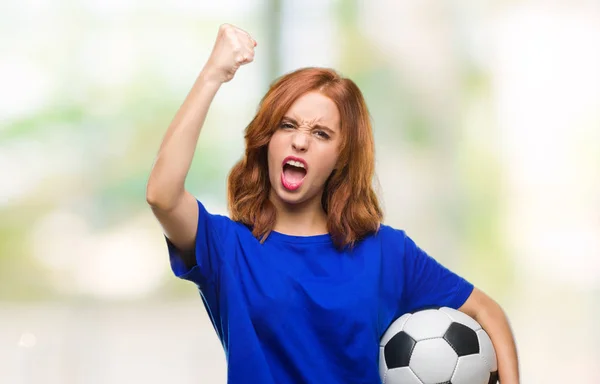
{"left": 285, "top": 160, "right": 305, "bottom": 169}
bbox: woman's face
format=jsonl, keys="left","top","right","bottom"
{"left": 267, "top": 91, "right": 342, "bottom": 209}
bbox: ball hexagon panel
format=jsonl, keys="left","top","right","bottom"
{"left": 403, "top": 309, "right": 452, "bottom": 340}
{"left": 409, "top": 338, "right": 457, "bottom": 383}
{"left": 379, "top": 346, "right": 386, "bottom": 379}
{"left": 450, "top": 354, "right": 490, "bottom": 384}
{"left": 443, "top": 322, "right": 480, "bottom": 357}
{"left": 439, "top": 306, "right": 482, "bottom": 331}
{"left": 382, "top": 366, "right": 423, "bottom": 384}
{"left": 476, "top": 329, "right": 498, "bottom": 372}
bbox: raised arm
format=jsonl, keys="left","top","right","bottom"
{"left": 146, "top": 24, "right": 256, "bottom": 258}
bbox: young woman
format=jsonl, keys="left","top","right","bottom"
{"left": 146, "top": 24, "right": 519, "bottom": 384}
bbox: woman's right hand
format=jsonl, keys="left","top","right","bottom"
{"left": 203, "top": 24, "right": 257, "bottom": 84}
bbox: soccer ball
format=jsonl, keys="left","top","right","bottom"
{"left": 379, "top": 307, "right": 498, "bottom": 384}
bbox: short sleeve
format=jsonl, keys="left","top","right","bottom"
{"left": 400, "top": 232, "right": 474, "bottom": 313}
{"left": 167, "top": 199, "right": 233, "bottom": 285}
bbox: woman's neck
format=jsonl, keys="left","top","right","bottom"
{"left": 273, "top": 213, "right": 328, "bottom": 236}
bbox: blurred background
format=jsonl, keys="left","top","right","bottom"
{"left": 1, "top": 0, "right": 599, "bottom": 382}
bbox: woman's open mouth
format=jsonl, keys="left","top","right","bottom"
{"left": 281, "top": 156, "right": 307, "bottom": 191}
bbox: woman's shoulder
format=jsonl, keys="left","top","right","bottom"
{"left": 351, "top": 223, "right": 411, "bottom": 255}
{"left": 371, "top": 223, "right": 409, "bottom": 244}
{"left": 195, "top": 199, "right": 254, "bottom": 239}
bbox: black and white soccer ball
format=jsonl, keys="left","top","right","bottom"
{"left": 379, "top": 307, "right": 498, "bottom": 384}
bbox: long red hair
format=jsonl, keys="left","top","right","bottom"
{"left": 227, "top": 67, "right": 383, "bottom": 250}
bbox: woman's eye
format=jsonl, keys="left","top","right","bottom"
{"left": 281, "top": 123, "right": 294, "bottom": 129}
{"left": 315, "top": 130, "right": 330, "bottom": 139}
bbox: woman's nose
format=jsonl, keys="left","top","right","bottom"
{"left": 291, "top": 132, "right": 309, "bottom": 152}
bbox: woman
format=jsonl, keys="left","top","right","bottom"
{"left": 146, "top": 24, "right": 519, "bottom": 384}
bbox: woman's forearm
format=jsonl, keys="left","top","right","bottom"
{"left": 146, "top": 68, "right": 222, "bottom": 210}
{"left": 475, "top": 299, "right": 520, "bottom": 383}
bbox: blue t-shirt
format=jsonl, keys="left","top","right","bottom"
{"left": 167, "top": 200, "right": 474, "bottom": 384}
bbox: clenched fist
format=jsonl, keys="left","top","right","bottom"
{"left": 203, "top": 24, "right": 257, "bottom": 84}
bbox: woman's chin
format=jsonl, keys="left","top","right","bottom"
{"left": 274, "top": 190, "right": 304, "bottom": 205}
{"left": 271, "top": 187, "right": 311, "bottom": 207}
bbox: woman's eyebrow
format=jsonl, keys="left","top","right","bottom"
{"left": 282, "top": 116, "right": 336, "bottom": 133}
